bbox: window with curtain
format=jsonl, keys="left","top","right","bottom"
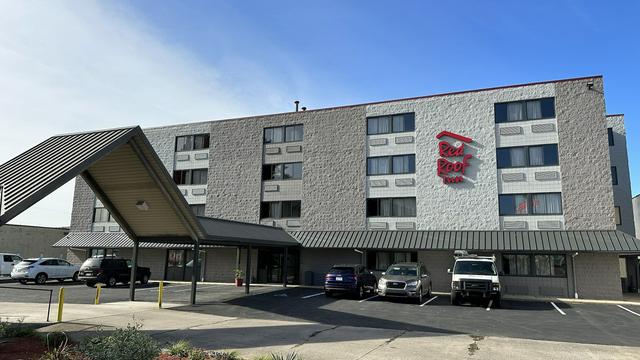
{"left": 531, "top": 193, "right": 562, "bottom": 215}
{"left": 93, "top": 208, "right": 111, "bottom": 223}
{"left": 502, "top": 254, "right": 531, "bottom": 275}
{"left": 367, "top": 157, "right": 390, "bottom": 175}
{"left": 190, "top": 204, "right": 205, "bottom": 216}
{"left": 495, "top": 98, "right": 555, "bottom": 123}
{"left": 368, "top": 155, "right": 415, "bottom": 175}
{"left": 367, "top": 113, "right": 415, "bottom": 135}
{"left": 534, "top": 255, "right": 551, "bottom": 276}
{"left": 503, "top": 254, "right": 566, "bottom": 277}
{"left": 193, "top": 134, "right": 210, "bottom": 150}
{"left": 264, "top": 125, "right": 302, "bottom": 144}
{"left": 191, "top": 169, "right": 208, "bottom": 185}
{"left": 392, "top": 154, "right": 415, "bottom": 174}
{"left": 526, "top": 100, "right": 542, "bottom": 120}
{"left": 285, "top": 125, "right": 304, "bottom": 142}
{"left": 497, "top": 144, "right": 558, "bottom": 168}
{"left": 283, "top": 163, "right": 303, "bottom": 179}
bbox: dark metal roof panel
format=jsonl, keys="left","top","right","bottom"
{"left": 198, "top": 217, "right": 298, "bottom": 247}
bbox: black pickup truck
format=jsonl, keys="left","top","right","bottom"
{"left": 78, "top": 257, "right": 151, "bottom": 287}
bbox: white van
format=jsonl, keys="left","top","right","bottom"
{"left": 0, "top": 253, "right": 22, "bottom": 277}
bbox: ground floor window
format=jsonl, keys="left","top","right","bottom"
{"left": 366, "top": 251, "right": 417, "bottom": 271}
{"left": 88, "top": 248, "right": 119, "bottom": 259}
{"left": 502, "top": 253, "right": 567, "bottom": 277}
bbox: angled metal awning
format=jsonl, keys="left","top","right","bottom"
{"left": 289, "top": 230, "right": 640, "bottom": 253}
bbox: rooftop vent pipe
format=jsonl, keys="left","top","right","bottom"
{"left": 294, "top": 100, "right": 300, "bottom": 112}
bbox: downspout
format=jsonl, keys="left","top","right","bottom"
{"left": 571, "top": 252, "right": 579, "bottom": 299}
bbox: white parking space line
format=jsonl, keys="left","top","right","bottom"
{"left": 550, "top": 301, "right": 566, "bottom": 315}
{"left": 172, "top": 285, "right": 220, "bottom": 293}
{"left": 359, "top": 295, "right": 379, "bottom": 303}
{"left": 617, "top": 305, "right": 640, "bottom": 317}
{"left": 420, "top": 296, "right": 438, "bottom": 307}
{"left": 301, "top": 292, "right": 325, "bottom": 299}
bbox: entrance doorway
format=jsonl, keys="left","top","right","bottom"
{"left": 257, "top": 248, "right": 299, "bottom": 284}
{"left": 165, "top": 249, "right": 205, "bottom": 281}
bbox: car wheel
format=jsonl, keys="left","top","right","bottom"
{"left": 18, "top": 279, "right": 28, "bottom": 285}
{"left": 416, "top": 287, "right": 423, "bottom": 304}
{"left": 35, "top": 273, "right": 47, "bottom": 285}
{"left": 427, "top": 283, "right": 432, "bottom": 297}
{"left": 72, "top": 272, "right": 79, "bottom": 282}
{"left": 140, "top": 274, "right": 149, "bottom": 285}
{"left": 355, "top": 285, "right": 364, "bottom": 299}
{"left": 493, "top": 294, "right": 501, "bottom": 308}
{"left": 106, "top": 276, "right": 117, "bottom": 287}
{"left": 371, "top": 282, "right": 378, "bottom": 294}
{"left": 325, "top": 291, "right": 332, "bottom": 298}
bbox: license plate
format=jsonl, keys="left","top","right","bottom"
{"left": 336, "top": 276, "right": 342, "bottom": 281}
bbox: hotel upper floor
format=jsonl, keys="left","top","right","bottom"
{"left": 71, "top": 75, "right": 635, "bottom": 236}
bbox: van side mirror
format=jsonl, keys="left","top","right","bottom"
{"left": 447, "top": 268, "right": 452, "bottom": 274}
{"left": 381, "top": 272, "right": 385, "bottom": 276}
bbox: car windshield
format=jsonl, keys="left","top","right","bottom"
{"left": 454, "top": 261, "right": 496, "bottom": 275}
{"left": 329, "top": 267, "right": 355, "bottom": 275}
{"left": 82, "top": 258, "right": 102, "bottom": 267}
{"left": 17, "top": 260, "right": 37, "bottom": 266}
{"left": 385, "top": 266, "right": 417, "bottom": 276}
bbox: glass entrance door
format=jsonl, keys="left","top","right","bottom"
{"left": 257, "top": 248, "right": 299, "bottom": 284}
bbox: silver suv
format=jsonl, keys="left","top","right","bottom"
{"left": 377, "top": 262, "right": 432, "bottom": 303}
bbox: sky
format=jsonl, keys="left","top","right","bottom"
{"left": 0, "top": 0, "right": 638, "bottom": 227}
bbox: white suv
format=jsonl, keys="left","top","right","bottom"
{"left": 448, "top": 252, "right": 501, "bottom": 307}
{"left": 11, "top": 258, "right": 80, "bottom": 285}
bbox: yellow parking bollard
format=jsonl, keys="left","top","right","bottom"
{"left": 158, "top": 281, "right": 164, "bottom": 308}
{"left": 94, "top": 284, "right": 102, "bottom": 305}
{"left": 57, "top": 287, "right": 65, "bottom": 322}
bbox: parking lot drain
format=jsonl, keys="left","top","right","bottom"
{"left": 467, "top": 335, "right": 484, "bottom": 356}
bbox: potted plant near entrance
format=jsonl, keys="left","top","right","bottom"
{"left": 234, "top": 269, "right": 244, "bottom": 287}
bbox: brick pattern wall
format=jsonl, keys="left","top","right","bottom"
{"left": 69, "top": 177, "right": 94, "bottom": 232}
{"left": 574, "top": 253, "right": 622, "bottom": 300}
{"left": 556, "top": 77, "right": 616, "bottom": 230}
{"left": 607, "top": 115, "right": 635, "bottom": 235}
{"left": 66, "top": 248, "right": 87, "bottom": 265}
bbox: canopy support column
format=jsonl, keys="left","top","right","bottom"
{"left": 129, "top": 239, "right": 139, "bottom": 301}
{"left": 282, "top": 247, "right": 288, "bottom": 288}
{"left": 245, "top": 245, "right": 252, "bottom": 295}
{"left": 190, "top": 241, "right": 200, "bottom": 305}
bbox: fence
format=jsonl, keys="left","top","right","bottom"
{"left": 0, "top": 285, "right": 54, "bottom": 322}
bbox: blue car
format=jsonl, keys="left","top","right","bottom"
{"left": 324, "top": 264, "right": 378, "bottom": 299}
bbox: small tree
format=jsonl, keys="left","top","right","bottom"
{"left": 234, "top": 269, "right": 244, "bottom": 279}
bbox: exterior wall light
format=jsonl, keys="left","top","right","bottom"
{"left": 136, "top": 200, "right": 149, "bottom": 211}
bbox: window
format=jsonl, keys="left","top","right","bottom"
{"left": 366, "top": 197, "right": 416, "bottom": 217}
{"left": 366, "top": 251, "right": 417, "bottom": 271}
{"left": 502, "top": 254, "right": 566, "bottom": 277}
{"left": 263, "top": 125, "right": 303, "bottom": 144}
{"left": 611, "top": 166, "right": 618, "bottom": 185}
{"left": 173, "top": 169, "right": 208, "bottom": 185}
{"left": 499, "top": 193, "right": 563, "bottom": 216}
{"left": 495, "top": 98, "right": 555, "bottom": 123}
{"left": 614, "top": 206, "right": 621, "bottom": 225}
{"left": 531, "top": 193, "right": 563, "bottom": 215}
{"left": 608, "top": 128, "right": 614, "bottom": 146}
{"left": 190, "top": 204, "right": 205, "bottom": 217}
{"left": 175, "top": 134, "right": 210, "bottom": 152}
{"left": 262, "top": 162, "right": 302, "bottom": 180}
{"left": 367, "top": 113, "right": 415, "bottom": 135}
{"left": 260, "top": 201, "right": 301, "bottom": 219}
{"left": 93, "top": 207, "right": 112, "bottom": 222}
{"left": 496, "top": 144, "right": 558, "bottom": 168}
{"left": 367, "top": 155, "right": 415, "bottom": 175}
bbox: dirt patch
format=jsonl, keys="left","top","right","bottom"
{"left": 0, "top": 336, "right": 47, "bottom": 360}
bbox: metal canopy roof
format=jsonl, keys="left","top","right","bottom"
{"left": 289, "top": 230, "right": 640, "bottom": 253}
{"left": 0, "top": 126, "right": 297, "bottom": 248}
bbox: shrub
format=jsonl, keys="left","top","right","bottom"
{"left": 40, "top": 332, "right": 76, "bottom": 360}
{"left": 188, "top": 347, "right": 208, "bottom": 360}
{"left": 167, "top": 340, "right": 192, "bottom": 357}
{"left": 210, "top": 350, "right": 242, "bottom": 360}
{"left": 268, "top": 352, "right": 302, "bottom": 360}
{"left": 0, "top": 317, "right": 36, "bottom": 338}
{"left": 79, "top": 323, "right": 159, "bottom": 360}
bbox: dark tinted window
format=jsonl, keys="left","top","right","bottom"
{"left": 82, "top": 258, "right": 102, "bottom": 267}
{"left": 498, "top": 194, "right": 529, "bottom": 215}
{"left": 329, "top": 267, "right": 355, "bottom": 275}
{"left": 175, "top": 134, "right": 209, "bottom": 152}
{"left": 495, "top": 97, "right": 555, "bottom": 123}
{"left": 499, "top": 193, "right": 562, "bottom": 215}
{"left": 190, "top": 204, "right": 205, "bottom": 216}
{"left": 41, "top": 259, "right": 57, "bottom": 266}
{"left": 260, "top": 201, "right": 301, "bottom": 219}
{"left": 173, "top": 170, "right": 190, "bottom": 185}
{"left": 611, "top": 166, "right": 618, "bottom": 185}
{"left": 283, "top": 163, "right": 302, "bottom": 179}
{"left": 173, "top": 169, "right": 207, "bottom": 185}
{"left": 608, "top": 128, "right": 614, "bottom": 146}
{"left": 191, "top": 169, "right": 208, "bottom": 185}
{"left": 385, "top": 265, "right": 417, "bottom": 276}
{"left": 367, "top": 155, "right": 415, "bottom": 175}
{"left": 367, "top": 113, "right": 415, "bottom": 135}
{"left": 497, "top": 144, "right": 558, "bottom": 168}
{"left": 193, "top": 134, "right": 210, "bottom": 150}
{"left": 454, "top": 261, "right": 496, "bottom": 275}
{"left": 264, "top": 125, "right": 303, "bottom": 143}
{"left": 4, "top": 255, "right": 13, "bottom": 262}
{"left": 367, "top": 197, "right": 416, "bottom": 217}
{"left": 18, "top": 260, "right": 38, "bottom": 266}
{"left": 540, "top": 98, "right": 555, "bottom": 118}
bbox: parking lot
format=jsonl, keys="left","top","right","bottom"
{"left": 2, "top": 281, "right": 640, "bottom": 348}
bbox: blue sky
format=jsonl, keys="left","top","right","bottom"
{"left": 0, "top": 1, "right": 638, "bottom": 226}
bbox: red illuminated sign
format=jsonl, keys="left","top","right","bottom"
{"left": 436, "top": 131, "right": 473, "bottom": 184}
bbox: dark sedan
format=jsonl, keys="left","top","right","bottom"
{"left": 324, "top": 264, "right": 377, "bottom": 299}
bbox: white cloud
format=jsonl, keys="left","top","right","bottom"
{"left": 0, "top": 1, "right": 292, "bottom": 227}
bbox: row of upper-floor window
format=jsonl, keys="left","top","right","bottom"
{"left": 262, "top": 162, "right": 302, "bottom": 181}
{"left": 175, "top": 134, "right": 210, "bottom": 152}
{"left": 495, "top": 98, "right": 555, "bottom": 123}
{"left": 498, "top": 193, "right": 563, "bottom": 216}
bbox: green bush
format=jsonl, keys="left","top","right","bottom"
{"left": 167, "top": 339, "right": 192, "bottom": 357}
{"left": 210, "top": 350, "right": 242, "bottom": 360}
{"left": 268, "top": 352, "right": 302, "bottom": 360}
{"left": 79, "top": 323, "right": 159, "bottom": 360}
{"left": 40, "top": 332, "right": 75, "bottom": 360}
{"left": 188, "top": 347, "right": 208, "bottom": 360}
{"left": 0, "top": 318, "right": 36, "bottom": 338}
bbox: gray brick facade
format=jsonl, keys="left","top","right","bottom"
{"left": 556, "top": 77, "right": 616, "bottom": 230}
{"left": 69, "top": 177, "right": 94, "bottom": 232}
{"left": 607, "top": 115, "right": 635, "bottom": 235}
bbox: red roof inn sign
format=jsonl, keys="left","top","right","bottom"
{"left": 436, "top": 131, "right": 473, "bottom": 184}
